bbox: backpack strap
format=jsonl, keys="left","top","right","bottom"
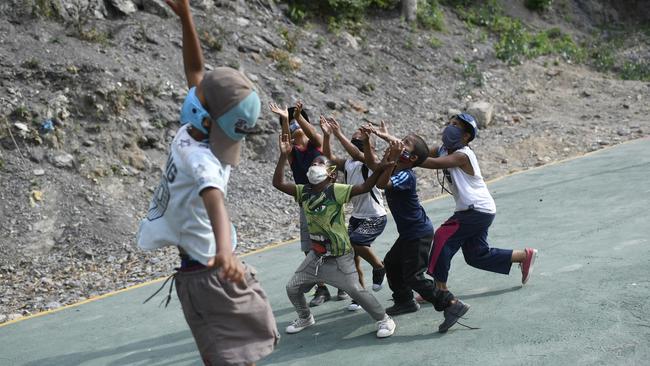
{"left": 361, "top": 164, "right": 381, "bottom": 205}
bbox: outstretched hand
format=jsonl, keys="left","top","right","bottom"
{"left": 279, "top": 133, "right": 293, "bottom": 155}
{"left": 388, "top": 140, "right": 404, "bottom": 161}
{"left": 319, "top": 116, "right": 332, "bottom": 135}
{"left": 208, "top": 252, "right": 246, "bottom": 286}
{"left": 269, "top": 102, "right": 289, "bottom": 120}
{"left": 293, "top": 101, "right": 303, "bottom": 120}
{"left": 378, "top": 120, "right": 389, "bottom": 135}
{"left": 165, "top": 0, "right": 191, "bottom": 18}
{"left": 327, "top": 117, "right": 342, "bottom": 134}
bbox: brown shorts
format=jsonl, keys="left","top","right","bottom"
{"left": 175, "top": 262, "right": 279, "bottom": 366}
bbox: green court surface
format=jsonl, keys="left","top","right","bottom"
{"left": 1, "top": 138, "right": 649, "bottom": 366}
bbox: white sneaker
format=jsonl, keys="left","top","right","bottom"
{"left": 376, "top": 315, "right": 396, "bottom": 338}
{"left": 286, "top": 314, "right": 315, "bottom": 334}
{"left": 347, "top": 301, "right": 362, "bottom": 311}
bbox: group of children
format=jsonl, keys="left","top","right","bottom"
{"left": 136, "top": 1, "right": 538, "bottom": 365}
{"left": 271, "top": 102, "right": 538, "bottom": 339}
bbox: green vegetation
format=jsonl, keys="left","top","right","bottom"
{"left": 29, "top": 0, "right": 62, "bottom": 20}
{"left": 279, "top": 27, "right": 301, "bottom": 53}
{"left": 283, "top": 0, "right": 399, "bottom": 33}
{"left": 620, "top": 61, "right": 650, "bottom": 81}
{"left": 198, "top": 28, "right": 223, "bottom": 52}
{"left": 524, "top": 0, "right": 553, "bottom": 12}
{"left": 416, "top": 0, "right": 445, "bottom": 31}
{"left": 455, "top": 1, "right": 583, "bottom": 65}
{"left": 429, "top": 35, "right": 443, "bottom": 48}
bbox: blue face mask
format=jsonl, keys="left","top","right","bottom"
{"left": 442, "top": 125, "right": 465, "bottom": 151}
{"left": 180, "top": 87, "right": 211, "bottom": 135}
{"left": 216, "top": 91, "right": 261, "bottom": 141}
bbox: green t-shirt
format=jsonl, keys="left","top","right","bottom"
{"left": 295, "top": 183, "right": 353, "bottom": 256}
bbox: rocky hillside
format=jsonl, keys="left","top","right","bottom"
{"left": 0, "top": 0, "right": 648, "bottom": 323}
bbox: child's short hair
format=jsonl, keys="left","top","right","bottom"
{"left": 409, "top": 134, "right": 430, "bottom": 167}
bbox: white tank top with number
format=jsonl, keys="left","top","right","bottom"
{"left": 440, "top": 146, "right": 496, "bottom": 214}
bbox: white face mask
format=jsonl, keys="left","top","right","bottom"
{"left": 307, "top": 165, "right": 330, "bottom": 185}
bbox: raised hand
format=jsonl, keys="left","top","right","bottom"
{"left": 378, "top": 120, "right": 389, "bottom": 135}
{"left": 293, "top": 101, "right": 304, "bottom": 120}
{"left": 165, "top": 0, "right": 191, "bottom": 19}
{"left": 319, "top": 115, "right": 332, "bottom": 135}
{"left": 327, "top": 117, "right": 342, "bottom": 134}
{"left": 388, "top": 140, "right": 404, "bottom": 161}
{"left": 269, "top": 102, "right": 289, "bottom": 120}
{"left": 279, "top": 133, "right": 293, "bottom": 156}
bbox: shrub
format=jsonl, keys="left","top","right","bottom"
{"left": 524, "top": 0, "right": 553, "bottom": 12}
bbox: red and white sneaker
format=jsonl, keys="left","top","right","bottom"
{"left": 521, "top": 248, "right": 538, "bottom": 285}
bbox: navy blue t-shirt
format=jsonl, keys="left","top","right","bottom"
{"left": 385, "top": 169, "right": 433, "bottom": 240}
{"left": 289, "top": 141, "right": 322, "bottom": 184}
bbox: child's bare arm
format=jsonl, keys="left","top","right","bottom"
{"left": 350, "top": 162, "right": 390, "bottom": 197}
{"left": 359, "top": 125, "right": 381, "bottom": 171}
{"left": 376, "top": 141, "right": 401, "bottom": 190}
{"left": 166, "top": 0, "right": 204, "bottom": 88}
{"left": 294, "top": 101, "right": 323, "bottom": 148}
{"left": 273, "top": 134, "right": 298, "bottom": 196}
{"left": 329, "top": 117, "right": 365, "bottom": 163}
{"left": 420, "top": 153, "right": 469, "bottom": 170}
{"left": 201, "top": 188, "right": 245, "bottom": 284}
{"left": 270, "top": 103, "right": 290, "bottom": 138}
{"left": 320, "top": 116, "right": 346, "bottom": 171}
{"left": 429, "top": 144, "right": 441, "bottom": 158}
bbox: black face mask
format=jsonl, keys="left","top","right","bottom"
{"left": 351, "top": 138, "right": 364, "bottom": 152}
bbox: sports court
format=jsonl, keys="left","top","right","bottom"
{"left": 1, "top": 138, "right": 649, "bottom": 366}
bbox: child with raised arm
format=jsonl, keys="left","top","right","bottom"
{"left": 273, "top": 132, "right": 396, "bottom": 338}
{"left": 320, "top": 117, "right": 388, "bottom": 312}
{"left": 269, "top": 102, "right": 348, "bottom": 306}
{"left": 420, "top": 113, "right": 537, "bottom": 299}
{"left": 136, "top": 1, "right": 278, "bottom": 365}
{"left": 371, "top": 122, "right": 471, "bottom": 333}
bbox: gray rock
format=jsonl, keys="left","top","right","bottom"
{"left": 467, "top": 101, "right": 494, "bottom": 128}
{"left": 33, "top": 168, "right": 45, "bottom": 175}
{"left": 46, "top": 301, "right": 62, "bottom": 310}
{"left": 13, "top": 122, "right": 29, "bottom": 132}
{"left": 51, "top": 153, "right": 75, "bottom": 169}
{"left": 341, "top": 32, "right": 360, "bottom": 51}
{"left": 141, "top": 0, "right": 171, "bottom": 18}
{"left": 190, "top": 0, "right": 212, "bottom": 10}
{"left": 236, "top": 17, "right": 250, "bottom": 27}
{"left": 447, "top": 108, "right": 462, "bottom": 118}
{"left": 326, "top": 101, "right": 337, "bottom": 110}
{"left": 108, "top": 0, "right": 137, "bottom": 15}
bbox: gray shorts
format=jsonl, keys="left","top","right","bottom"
{"left": 175, "top": 262, "right": 279, "bottom": 366}
{"left": 299, "top": 208, "right": 311, "bottom": 252}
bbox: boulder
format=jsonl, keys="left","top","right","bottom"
{"left": 108, "top": 0, "right": 137, "bottom": 15}
{"left": 466, "top": 101, "right": 494, "bottom": 128}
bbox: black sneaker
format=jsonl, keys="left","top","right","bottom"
{"left": 372, "top": 267, "right": 386, "bottom": 292}
{"left": 386, "top": 300, "right": 420, "bottom": 316}
{"left": 309, "top": 286, "right": 331, "bottom": 307}
{"left": 438, "top": 300, "right": 470, "bottom": 333}
{"left": 336, "top": 288, "right": 350, "bottom": 301}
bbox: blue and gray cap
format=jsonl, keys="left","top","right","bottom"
{"left": 454, "top": 113, "right": 478, "bottom": 142}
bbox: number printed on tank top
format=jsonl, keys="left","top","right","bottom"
{"left": 147, "top": 156, "right": 177, "bottom": 220}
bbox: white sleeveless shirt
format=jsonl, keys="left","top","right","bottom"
{"left": 439, "top": 146, "right": 496, "bottom": 214}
